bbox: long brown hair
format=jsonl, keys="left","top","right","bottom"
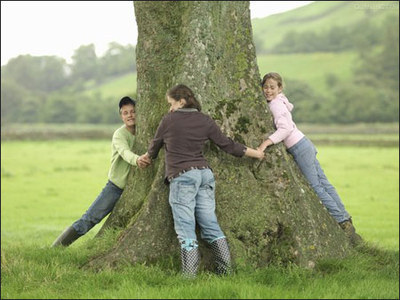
{"left": 167, "top": 84, "right": 202, "bottom": 112}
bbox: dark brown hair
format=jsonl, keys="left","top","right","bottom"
{"left": 261, "top": 72, "right": 284, "bottom": 89}
{"left": 167, "top": 84, "right": 202, "bottom": 112}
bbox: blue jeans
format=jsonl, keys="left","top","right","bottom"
{"left": 287, "top": 137, "right": 350, "bottom": 223}
{"left": 169, "top": 168, "right": 226, "bottom": 250}
{"left": 72, "top": 180, "right": 123, "bottom": 235}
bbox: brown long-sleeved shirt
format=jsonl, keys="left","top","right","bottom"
{"left": 147, "top": 108, "right": 247, "bottom": 182}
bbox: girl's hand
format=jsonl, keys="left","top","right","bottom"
{"left": 137, "top": 153, "right": 152, "bottom": 168}
{"left": 245, "top": 147, "right": 265, "bottom": 160}
{"left": 255, "top": 149, "right": 265, "bottom": 160}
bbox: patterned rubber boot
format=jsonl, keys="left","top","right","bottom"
{"left": 180, "top": 240, "right": 200, "bottom": 278}
{"left": 210, "top": 238, "right": 232, "bottom": 275}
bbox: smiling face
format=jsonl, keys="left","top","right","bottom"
{"left": 120, "top": 104, "right": 136, "bottom": 128}
{"left": 262, "top": 78, "right": 283, "bottom": 102}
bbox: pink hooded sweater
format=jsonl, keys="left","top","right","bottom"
{"left": 267, "top": 93, "right": 305, "bottom": 149}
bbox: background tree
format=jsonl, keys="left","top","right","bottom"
{"left": 70, "top": 44, "right": 99, "bottom": 84}
{"left": 354, "top": 15, "right": 399, "bottom": 92}
{"left": 87, "top": 1, "right": 352, "bottom": 272}
{"left": 42, "top": 93, "right": 77, "bottom": 123}
{"left": 99, "top": 42, "right": 136, "bottom": 80}
{"left": 1, "top": 79, "right": 28, "bottom": 124}
{"left": 2, "top": 55, "right": 68, "bottom": 92}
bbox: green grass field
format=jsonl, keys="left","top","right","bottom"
{"left": 1, "top": 139, "right": 399, "bottom": 298}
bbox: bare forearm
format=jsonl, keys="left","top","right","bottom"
{"left": 258, "top": 138, "right": 274, "bottom": 152}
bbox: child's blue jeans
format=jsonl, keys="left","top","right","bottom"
{"left": 72, "top": 180, "right": 123, "bottom": 235}
{"left": 169, "top": 168, "right": 226, "bottom": 250}
{"left": 287, "top": 137, "right": 350, "bottom": 223}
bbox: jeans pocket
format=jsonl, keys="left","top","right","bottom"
{"left": 201, "top": 170, "right": 216, "bottom": 200}
{"left": 171, "top": 183, "right": 197, "bottom": 205}
{"left": 204, "top": 182, "right": 215, "bottom": 200}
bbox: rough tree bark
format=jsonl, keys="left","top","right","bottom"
{"left": 87, "top": 1, "right": 351, "bottom": 271}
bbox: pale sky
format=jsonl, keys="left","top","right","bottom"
{"left": 1, "top": 1, "right": 313, "bottom": 66}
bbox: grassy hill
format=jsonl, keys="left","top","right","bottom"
{"left": 84, "top": 73, "right": 137, "bottom": 99}
{"left": 251, "top": 1, "right": 398, "bottom": 53}
{"left": 256, "top": 51, "right": 357, "bottom": 96}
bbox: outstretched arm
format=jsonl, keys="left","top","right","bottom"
{"left": 147, "top": 115, "right": 169, "bottom": 160}
{"left": 112, "top": 133, "right": 140, "bottom": 166}
{"left": 207, "top": 117, "right": 264, "bottom": 159}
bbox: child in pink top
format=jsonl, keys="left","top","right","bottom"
{"left": 265, "top": 92, "right": 304, "bottom": 149}
{"left": 258, "top": 72, "right": 362, "bottom": 245}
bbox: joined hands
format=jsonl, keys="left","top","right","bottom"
{"left": 136, "top": 152, "right": 152, "bottom": 169}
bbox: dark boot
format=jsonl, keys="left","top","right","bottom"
{"left": 181, "top": 247, "right": 200, "bottom": 278}
{"left": 339, "top": 219, "right": 363, "bottom": 246}
{"left": 51, "top": 226, "right": 82, "bottom": 247}
{"left": 210, "top": 238, "right": 232, "bottom": 275}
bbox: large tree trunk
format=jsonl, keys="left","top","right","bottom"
{"left": 88, "top": 1, "right": 350, "bottom": 271}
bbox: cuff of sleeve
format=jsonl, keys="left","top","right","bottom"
{"left": 131, "top": 154, "right": 139, "bottom": 166}
{"left": 268, "top": 135, "right": 277, "bottom": 144}
{"left": 240, "top": 145, "right": 247, "bottom": 157}
{"left": 148, "top": 151, "right": 157, "bottom": 160}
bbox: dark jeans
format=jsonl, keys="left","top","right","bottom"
{"left": 72, "top": 180, "right": 123, "bottom": 235}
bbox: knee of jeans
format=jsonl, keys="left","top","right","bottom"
{"left": 84, "top": 213, "right": 103, "bottom": 225}
{"left": 181, "top": 239, "right": 198, "bottom": 251}
{"left": 310, "top": 183, "right": 325, "bottom": 194}
{"left": 72, "top": 223, "right": 87, "bottom": 235}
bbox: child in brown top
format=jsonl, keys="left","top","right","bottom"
{"left": 142, "top": 84, "right": 263, "bottom": 277}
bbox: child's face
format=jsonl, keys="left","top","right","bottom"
{"left": 120, "top": 104, "right": 136, "bottom": 127}
{"left": 263, "top": 78, "right": 282, "bottom": 102}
